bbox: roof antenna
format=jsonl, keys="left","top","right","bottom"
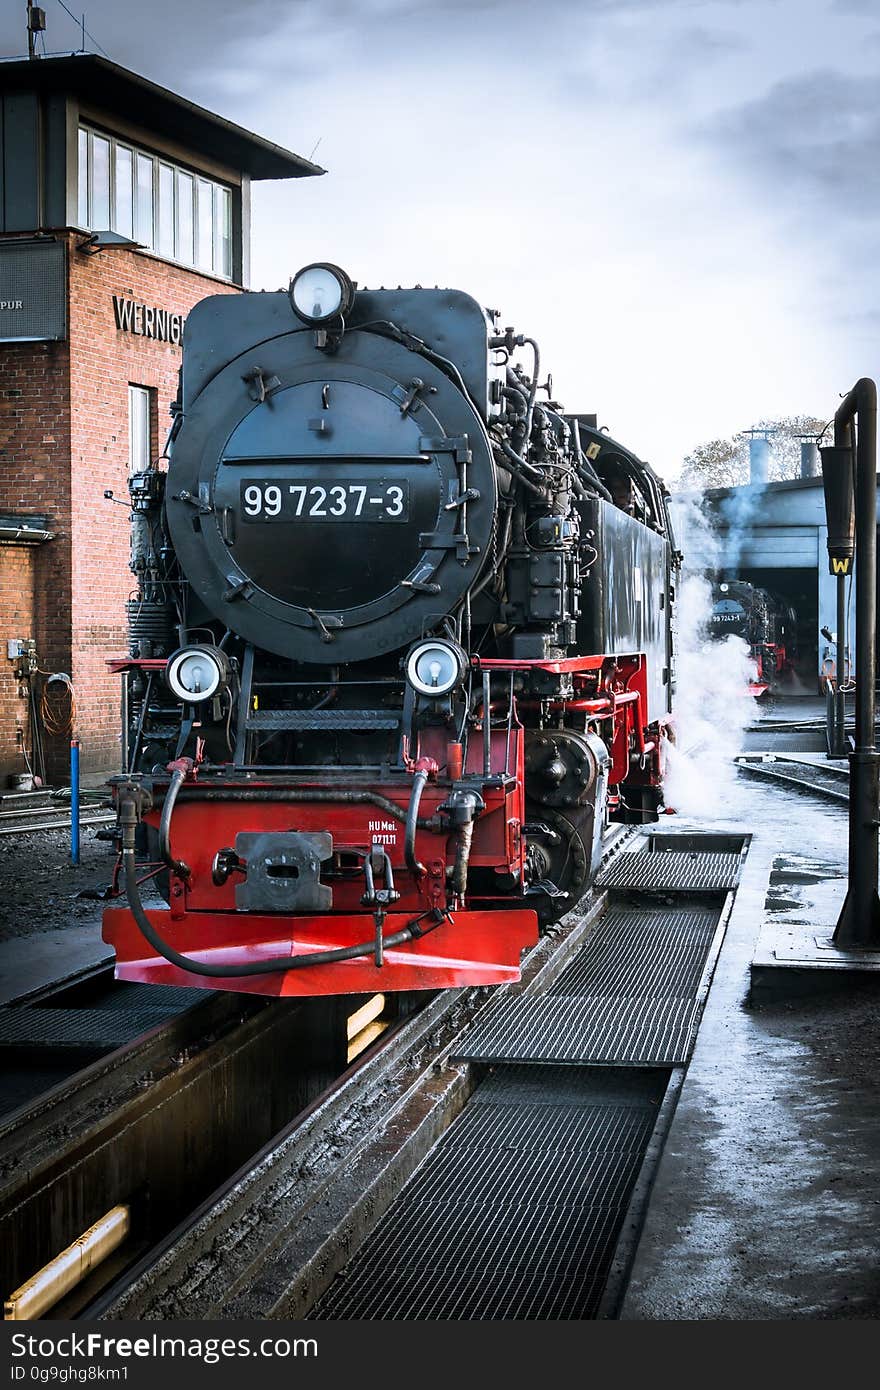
{"left": 26, "top": 2, "right": 46, "bottom": 60}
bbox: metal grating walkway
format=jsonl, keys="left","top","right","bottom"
{"left": 312, "top": 837, "right": 740, "bottom": 1321}
{"left": 455, "top": 995, "right": 700, "bottom": 1065}
{"left": 553, "top": 906, "right": 719, "bottom": 998}
{"left": 312, "top": 1068, "right": 662, "bottom": 1320}
{"left": 595, "top": 850, "right": 740, "bottom": 892}
{"left": 0, "top": 985, "right": 200, "bottom": 1052}
{"left": 455, "top": 905, "right": 721, "bottom": 1065}
{"left": 0, "top": 1006, "right": 181, "bottom": 1050}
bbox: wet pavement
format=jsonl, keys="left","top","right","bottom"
{"left": 740, "top": 692, "right": 854, "bottom": 754}
{"left": 623, "top": 705, "right": 880, "bottom": 1319}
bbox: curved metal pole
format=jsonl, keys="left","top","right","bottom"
{"left": 832, "top": 378, "right": 880, "bottom": 948}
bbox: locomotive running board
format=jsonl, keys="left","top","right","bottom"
{"left": 102, "top": 907, "right": 540, "bottom": 997}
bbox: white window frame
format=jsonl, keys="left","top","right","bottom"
{"left": 78, "top": 126, "right": 234, "bottom": 279}
{"left": 128, "top": 385, "right": 152, "bottom": 476}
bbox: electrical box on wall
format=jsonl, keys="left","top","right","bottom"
{"left": 7, "top": 639, "right": 24, "bottom": 660}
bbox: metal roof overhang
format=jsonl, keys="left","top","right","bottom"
{"left": 0, "top": 53, "right": 325, "bottom": 180}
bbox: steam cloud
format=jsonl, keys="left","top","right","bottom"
{"left": 663, "top": 494, "right": 759, "bottom": 818}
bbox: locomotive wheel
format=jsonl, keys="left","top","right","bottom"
{"left": 524, "top": 803, "right": 592, "bottom": 925}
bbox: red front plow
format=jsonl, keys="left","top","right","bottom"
{"left": 103, "top": 906, "right": 539, "bottom": 997}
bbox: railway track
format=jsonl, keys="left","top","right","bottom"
{"left": 0, "top": 791, "right": 114, "bottom": 838}
{"left": 0, "top": 811, "right": 115, "bottom": 837}
{"left": 2, "top": 822, "right": 747, "bottom": 1323}
{"left": 0, "top": 968, "right": 392, "bottom": 1318}
{"left": 0, "top": 824, "right": 628, "bottom": 1318}
{"left": 735, "top": 754, "right": 849, "bottom": 805}
{"left": 0, "top": 959, "right": 199, "bottom": 1120}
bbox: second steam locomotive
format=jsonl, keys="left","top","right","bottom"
{"left": 709, "top": 580, "right": 797, "bottom": 695}
{"left": 104, "top": 264, "right": 678, "bottom": 996}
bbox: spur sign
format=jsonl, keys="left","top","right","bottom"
{"left": 0, "top": 240, "right": 66, "bottom": 342}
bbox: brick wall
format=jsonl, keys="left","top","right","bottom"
{"left": 0, "top": 327, "right": 72, "bottom": 782}
{"left": 0, "top": 230, "right": 240, "bottom": 781}
{"left": 68, "top": 235, "right": 240, "bottom": 773}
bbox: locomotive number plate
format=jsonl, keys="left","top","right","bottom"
{"left": 239, "top": 480, "right": 409, "bottom": 522}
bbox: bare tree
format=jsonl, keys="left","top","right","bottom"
{"left": 679, "top": 437, "right": 748, "bottom": 490}
{"left": 678, "top": 415, "right": 827, "bottom": 490}
{"left": 751, "top": 416, "right": 828, "bottom": 481}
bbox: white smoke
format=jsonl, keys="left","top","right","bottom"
{"left": 662, "top": 494, "right": 759, "bottom": 818}
{"left": 717, "top": 481, "right": 766, "bottom": 574}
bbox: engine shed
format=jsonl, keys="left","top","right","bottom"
{"left": 0, "top": 52, "right": 322, "bottom": 783}
{"left": 682, "top": 474, "right": 880, "bottom": 691}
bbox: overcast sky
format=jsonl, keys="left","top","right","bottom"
{"left": 4, "top": 0, "right": 879, "bottom": 477}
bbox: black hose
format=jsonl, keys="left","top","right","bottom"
{"left": 502, "top": 383, "right": 529, "bottom": 451}
{"left": 405, "top": 769, "right": 429, "bottom": 878}
{"left": 354, "top": 322, "right": 484, "bottom": 418}
{"left": 495, "top": 443, "right": 550, "bottom": 500}
{"left": 158, "top": 767, "right": 190, "bottom": 878}
{"left": 497, "top": 437, "right": 545, "bottom": 482}
{"left": 523, "top": 337, "right": 540, "bottom": 445}
{"left": 122, "top": 834, "right": 443, "bottom": 979}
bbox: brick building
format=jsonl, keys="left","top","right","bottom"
{"left": 0, "top": 54, "right": 321, "bottom": 781}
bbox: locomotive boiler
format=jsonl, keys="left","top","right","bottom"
{"left": 103, "top": 263, "right": 678, "bottom": 997}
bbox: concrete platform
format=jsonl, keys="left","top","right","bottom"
{"left": 751, "top": 918, "right": 880, "bottom": 1000}
{"left": 621, "top": 775, "right": 880, "bottom": 1319}
{"left": 0, "top": 919, "right": 110, "bottom": 1006}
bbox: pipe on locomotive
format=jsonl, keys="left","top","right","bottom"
{"left": 156, "top": 762, "right": 438, "bottom": 884}
{"left": 451, "top": 820, "right": 474, "bottom": 899}
{"left": 404, "top": 759, "right": 437, "bottom": 879}
{"left": 158, "top": 757, "right": 193, "bottom": 879}
{"left": 494, "top": 441, "right": 551, "bottom": 500}
{"left": 119, "top": 793, "right": 447, "bottom": 978}
{"left": 154, "top": 784, "right": 439, "bottom": 821}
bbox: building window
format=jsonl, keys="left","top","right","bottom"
{"left": 115, "top": 145, "right": 133, "bottom": 238}
{"left": 175, "top": 170, "right": 194, "bottom": 265}
{"left": 157, "top": 163, "right": 174, "bottom": 258}
{"left": 128, "top": 385, "right": 152, "bottom": 474}
{"left": 135, "top": 153, "right": 154, "bottom": 247}
{"left": 77, "top": 126, "right": 234, "bottom": 279}
{"left": 196, "top": 178, "right": 213, "bottom": 272}
{"left": 89, "top": 133, "right": 111, "bottom": 231}
{"left": 77, "top": 127, "right": 89, "bottom": 226}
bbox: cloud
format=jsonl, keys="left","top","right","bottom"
{"left": 1, "top": 0, "right": 877, "bottom": 470}
{"left": 708, "top": 69, "right": 880, "bottom": 220}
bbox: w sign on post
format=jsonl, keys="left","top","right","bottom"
{"left": 820, "top": 445, "right": 855, "bottom": 575}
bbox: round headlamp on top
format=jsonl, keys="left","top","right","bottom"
{"left": 165, "top": 645, "right": 230, "bottom": 704}
{"left": 405, "top": 639, "right": 468, "bottom": 699}
{"left": 289, "top": 263, "right": 354, "bottom": 324}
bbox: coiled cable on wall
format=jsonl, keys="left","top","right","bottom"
{"left": 38, "top": 672, "right": 77, "bottom": 738}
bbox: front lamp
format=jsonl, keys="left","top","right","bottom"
{"left": 165, "top": 645, "right": 230, "bottom": 704}
{"left": 405, "top": 639, "right": 467, "bottom": 698}
{"left": 289, "top": 263, "right": 354, "bottom": 324}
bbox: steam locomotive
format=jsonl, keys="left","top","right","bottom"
{"left": 708, "top": 580, "right": 797, "bottom": 695}
{"left": 103, "top": 264, "right": 678, "bottom": 997}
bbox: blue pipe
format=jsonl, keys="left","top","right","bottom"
{"left": 70, "top": 738, "right": 80, "bottom": 866}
